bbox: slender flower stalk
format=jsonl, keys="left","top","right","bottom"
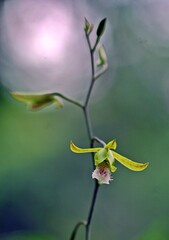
{"left": 69, "top": 18, "right": 108, "bottom": 240}
{"left": 82, "top": 20, "right": 106, "bottom": 240}
{"left": 52, "top": 93, "right": 83, "bottom": 108}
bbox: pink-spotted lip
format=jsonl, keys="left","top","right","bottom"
{"left": 92, "top": 164, "right": 113, "bottom": 185}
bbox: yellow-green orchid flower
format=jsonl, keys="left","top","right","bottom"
{"left": 11, "top": 92, "right": 63, "bottom": 111}
{"left": 70, "top": 139, "right": 149, "bottom": 184}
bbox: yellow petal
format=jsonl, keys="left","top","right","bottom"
{"left": 11, "top": 92, "right": 62, "bottom": 110}
{"left": 70, "top": 142, "right": 101, "bottom": 153}
{"left": 105, "top": 139, "right": 117, "bottom": 150}
{"left": 112, "top": 151, "right": 149, "bottom": 171}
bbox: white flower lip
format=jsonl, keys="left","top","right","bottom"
{"left": 92, "top": 164, "right": 112, "bottom": 184}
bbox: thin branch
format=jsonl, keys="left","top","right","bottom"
{"left": 92, "top": 37, "right": 100, "bottom": 53}
{"left": 83, "top": 107, "right": 93, "bottom": 140}
{"left": 92, "top": 136, "right": 106, "bottom": 147}
{"left": 85, "top": 181, "right": 99, "bottom": 240}
{"left": 70, "top": 221, "right": 87, "bottom": 240}
{"left": 52, "top": 93, "right": 83, "bottom": 108}
{"left": 94, "top": 63, "right": 108, "bottom": 81}
{"left": 84, "top": 33, "right": 95, "bottom": 108}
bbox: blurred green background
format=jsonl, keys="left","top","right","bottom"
{"left": 0, "top": 0, "right": 169, "bottom": 240}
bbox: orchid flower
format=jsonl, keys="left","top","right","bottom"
{"left": 70, "top": 139, "right": 149, "bottom": 184}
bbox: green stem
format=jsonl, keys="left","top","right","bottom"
{"left": 92, "top": 36, "right": 100, "bottom": 53}
{"left": 70, "top": 221, "right": 87, "bottom": 240}
{"left": 84, "top": 31, "right": 96, "bottom": 108}
{"left": 85, "top": 181, "right": 99, "bottom": 240}
{"left": 83, "top": 107, "right": 93, "bottom": 140}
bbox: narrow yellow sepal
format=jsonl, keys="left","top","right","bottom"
{"left": 70, "top": 142, "right": 101, "bottom": 153}
{"left": 105, "top": 139, "right": 117, "bottom": 150}
{"left": 12, "top": 92, "right": 52, "bottom": 101}
{"left": 112, "top": 151, "right": 149, "bottom": 171}
{"left": 11, "top": 92, "right": 63, "bottom": 110}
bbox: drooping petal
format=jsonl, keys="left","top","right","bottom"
{"left": 70, "top": 142, "right": 101, "bottom": 153}
{"left": 11, "top": 92, "right": 63, "bottom": 110}
{"left": 110, "top": 164, "right": 117, "bottom": 173}
{"left": 94, "top": 148, "right": 108, "bottom": 165}
{"left": 112, "top": 151, "right": 149, "bottom": 171}
{"left": 105, "top": 139, "right": 117, "bottom": 150}
{"left": 92, "top": 163, "right": 112, "bottom": 184}
{"left": 105, "top": 151, "right": 117, "bottom": 172}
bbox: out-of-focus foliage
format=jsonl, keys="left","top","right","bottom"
{"left": 135, "top": 221, "right": 169, "bottom": 240}
{"left": 2, "top": 233, "right": 54, "bottom": 240}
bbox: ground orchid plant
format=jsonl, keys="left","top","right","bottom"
{"left": 11, "top": 18, "right": 149, "bottom": 240}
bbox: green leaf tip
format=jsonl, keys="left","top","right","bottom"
{"left": 11, "top": 92, "right": 63, "bottom": 111}
{"left": 96, "top": 18, "right": 107, "bottom": 38}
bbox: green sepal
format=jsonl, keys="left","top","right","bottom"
{"left": 107, "top": 150, "right": 115, "bottom": 165}
{"left": 96, "top": 18, "right": 107, "bottom": 38}
{"left": 94, "top": 148, "right": 107, "bottom": 165}
{"left": 97, "top": 45, "right": 107, "bottom": 67}
{"left": 106, "top": 150, "right": 117, "bottom": 172}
